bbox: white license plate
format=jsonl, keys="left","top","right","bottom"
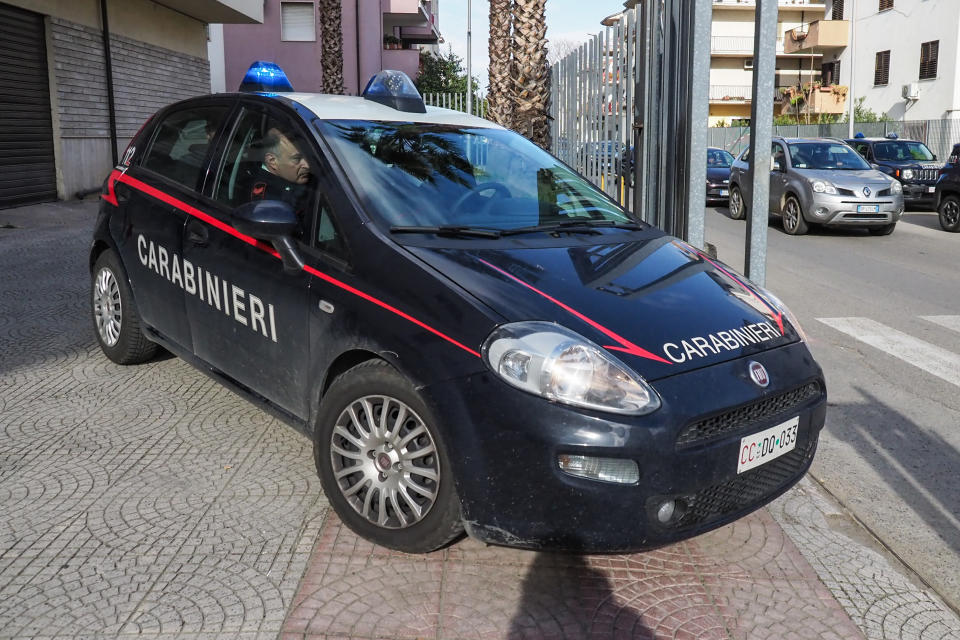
{"left": 857, "top": 204, "right": 879, "bottom": 213}
{"left": 928, "top": 186, "right": 936, "bottom": 193}
{"left": 737, "top": 416, "right": 799, "bottom": 474}
{"left": 719, "top": 189, "right": 728, "bottom": 196}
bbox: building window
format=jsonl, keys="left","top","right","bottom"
{"left": 878, "top": 0, "right": 893, "bottom": 11}
{"left": 281, "top": 2, "right": 316, "bottom": 41}
{"left": 874, "top": 50, "right": 890, "bottom": 86}
{"left": 832, "top": 0, "right": 844, "bottom": 20}
{"left": 919, "top": 40, "right": 939, "bottom": 80}
{"left": 822, "top": 61, "right": 841, "bottom": 85}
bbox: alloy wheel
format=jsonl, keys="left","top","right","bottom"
{"left": 330, "top": 395, "right": 440, "bottom": 529}
{"left": 942, "top": 198, "right": 960, "bottom": 229}
{"left": 93, "top": 267, "right": 122, "bottom": 347}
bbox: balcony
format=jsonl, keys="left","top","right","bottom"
{"left": 709, "top": 85, "right": 753, "bottom": 102}
{"left": 382, "top": 48, "right": 421, "bottom": 81}
{"left": 711, "top": 36, "right": 788, "bottom": 56}
{"left": 712, "top": 0, "right": 825, "bottom": 9}
{"left": 776, "top": 84, "right": 849, "bottom": 115}
{"left": 783, "top": 20, "right": 849, "bottom": 54}
{"left": 383, "top": 0, "right": 440, "bottom": 42}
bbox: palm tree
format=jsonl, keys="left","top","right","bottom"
{"left": 320, "top": 0, "right": 344, "bottom": 94}
{"left": 511, "top": 0, "right": 549, "bottom": 147}
{"left": 488, "top": 0, "right": 513, "bottom": 128}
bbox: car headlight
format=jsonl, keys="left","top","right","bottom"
{"left": 891, "top": 180, "right": 903, "bottom": 194}
{"left": 902, "top": 169, "right": 914, "bottom": 180}
{"left": 812, "top": 180, "right": 838, "bottom": 194}
{"left": 481, "top": 321, "right": 661, "bottom": 415}
{"left": 756, "top": 287, "right": 808, "bottom": 343}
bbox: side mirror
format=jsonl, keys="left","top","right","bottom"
{"left": 232, "top": 200, "right": 305, "bottom": 274}
{"left": 770, "top": 158, "right": 784, "bottom": 172}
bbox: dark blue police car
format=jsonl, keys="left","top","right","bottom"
{"left": 91, "top": 64, "right": 826, "bottom": 553}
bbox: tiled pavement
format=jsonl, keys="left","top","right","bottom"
{"left": 1, "top": 200, "right": 959, "bottom": 639}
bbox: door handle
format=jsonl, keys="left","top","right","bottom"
{"left": 187, "top": 221, "right": 209, "bottom": 247}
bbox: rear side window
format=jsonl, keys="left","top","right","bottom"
{"left": 141, "top": 106, "right": 229, "bottom": 189}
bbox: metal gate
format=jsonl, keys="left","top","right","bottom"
{"left": 0, "top": 2, "right": 57, "bottom": 208}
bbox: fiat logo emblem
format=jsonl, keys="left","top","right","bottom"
{"left": 863, "top": 186, "right": 871, "bottom": 197}
{"left": 748, "top": 361, "right": 769, "bottom": 388}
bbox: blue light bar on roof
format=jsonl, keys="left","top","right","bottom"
{"left": 362, "top": 70, "right": 426, "bottom": 113}
{"left": 239, "top": 61, "right": 294, "bottom": 93}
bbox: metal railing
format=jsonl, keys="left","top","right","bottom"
{"left": 710, "top": 85, "right": 754, "bottom": 100}
{"left": 712, "top": 0, "right": 824, "bottom": 6}
{"left": 711, "top": 35, "right": 785, "bottom": 53}
{"left": 421, "top": 92, "right": 488, "bottom": 118}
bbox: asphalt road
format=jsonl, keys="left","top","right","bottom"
{"left": 703, "top": 205, "right": 960, "bottom": 615}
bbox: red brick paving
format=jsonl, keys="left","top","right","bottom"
{"left": 281, "top": 508, "right": 866, "bottom": 640}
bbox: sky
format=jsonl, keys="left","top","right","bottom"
{"left": 439, "top": 1, "right": 626, "bottom": 92}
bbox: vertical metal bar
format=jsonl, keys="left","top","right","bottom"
{"left": 638, "top": 0, "right": 661, "bottom": 226}
{"left": 745, "top": 0, "right": 778, "bottom": 287}
{"left": 683, "top": 0, "right": 712, "bottom": 249}
{"left": 624, "top": 9, "right": 635, "bottom": 211}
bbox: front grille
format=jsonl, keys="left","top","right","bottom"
{"left": 842, "top": 212, "right": 887, "bottom": 220}
{"left": 915, "top": 168, "right": 938, "bottom": 182}
{"left": 837, "top": 187, "right": 855, "bottom": 196}
{"left": 877, "top": 188, "right": 891, "bottom": 196}
{"left": 676, "top": 382, "right": 821, "bottom": 449}
{"left": 662, "top": 441, "right": 816, "bottom": 530}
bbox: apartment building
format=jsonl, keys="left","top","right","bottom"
{"left": 828, "top": 0, "right": 960, "bottom": 121}
{"left": 213, "top": 0, "right": 442, "bottom": 96}
{"left": 709, "top": 0, "right": 848, "bottom": 125}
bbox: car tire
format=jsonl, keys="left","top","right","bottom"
{"left": 868, "top": 222, "right": 897, "bottom": 236}
{"left": 728, "top": 185, "right": 747, "bottom": 220}
{"left": 314, "top": 359, "right": 464, "bottom": 553}
{"left": 938, "top": 194, "right": 960, "bottom": 232}
{"left": 782, "top": 195, "right": 809, "bottom": 235}
{"left": 91, "top": 249, "right": 158, "bottom": 365}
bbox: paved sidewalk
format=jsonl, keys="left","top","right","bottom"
{"left": 0, "top": 200, "right": 958, "bottom": 639}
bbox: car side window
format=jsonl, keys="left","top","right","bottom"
{"left": 141, "top": 106, "right": 228, "bottom": 189}
{"left": 772, "top": 143, "right": 786, "bottom": 169}
{"left": 854, "top": 143, "right": 870, "bottom": 160}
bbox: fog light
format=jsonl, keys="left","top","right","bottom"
{"left": 557, "top": 454, "right": 639, "bottom": 484}
{"left": 656, "top": 498, "right": 687, "bottom": 524}
{"left": 814, "top": 207, "right": 829, "bottom": 218}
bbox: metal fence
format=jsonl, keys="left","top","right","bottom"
{"left": 709, "top": 119, "right": 960, "bottom": 161}
{"left": 422, "top": 92, "right": 488, "bottom": 119}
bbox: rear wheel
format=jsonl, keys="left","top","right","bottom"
{"left": 782, "top": 195, "right": 809, "bottom": 235}
{"left": 938, "top": 194, "right": 960, "bottom": 232}
{"left": 868, "top": 222, "right": 897, "bottom": 236}
{"left": 728, "top": 185, "right": 746, "bottom": 220}
{"left": 315, "top": 360, "right": 463, "bottom": 553}
{"left": 91, "top": 250, "right": 158, "bottom": 364}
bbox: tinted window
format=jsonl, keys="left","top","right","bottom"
{"left": 317, "top": 121, "right": 632, "bottom": 230}
{"left": 707, "top": 149, "right": 734, "bottom": 167}
{"left": 872, "top": 141, "right": 935, "bottom": 162}
{"left": 787, "top": 143, "right": 871, "bottom": 170}
{"left": 141, "top": 106, "right": 228, "bottom": 188}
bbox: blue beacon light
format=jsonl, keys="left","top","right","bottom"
{"left": 239, "top": 61, "right": 294, "bottom": 93}
{"left": 362, "top": 70, "right": 426, "bottom": 113}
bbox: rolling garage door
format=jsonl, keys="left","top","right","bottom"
{"left": 0, "top": 3, "right": 57, "bottom": 208}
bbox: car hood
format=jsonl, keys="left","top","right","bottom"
{"left": 407, "top": 234, "right": 801, "bottom": 381}
{"left": 707, "top": 167, "right": 731, "bottom": 183}
{"left": 797, "top": 169, "right": 895, "bottom": 190}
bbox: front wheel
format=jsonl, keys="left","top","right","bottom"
{"left": 728, "top": 185, "right": 747, "bottom": 220}
{"left": 938, "top": 195, "right": 960, "bottom": 232}
{"left": 782, "top": 196, "right": 809, "bottom": 235}
{"left": 314, "top": 360, "right": 463, "bottom": 553}
{"left": 91, "top": 250, "right": 158, "bottom": 364}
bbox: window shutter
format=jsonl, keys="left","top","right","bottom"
{"left": 832, "top": 0, "right": 844, "bottom": 20}
{"left": 281, "top": 2, "right": 316, "bottom": 41}
{"left": 874, "top": 50, "right": 890, "bottom": 86}
{"left": 879, "top": 0, "right": 893, "bottom": 11}
{"left": 919, "top": 40, "right": 939, "bottom": 80}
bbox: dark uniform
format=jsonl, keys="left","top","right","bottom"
{"left": 248, "top": 166, "right": 313, "bottom": 234}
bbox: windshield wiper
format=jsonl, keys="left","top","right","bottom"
{"left": 390, "top": 225, "right": 502, "bottom": 238}
{"left": 501, "top": 219, "right": 643, "bottom": 236}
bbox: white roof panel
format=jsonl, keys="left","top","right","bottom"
{"left": 284, "top": 93, "right": 505, "bottom": 129}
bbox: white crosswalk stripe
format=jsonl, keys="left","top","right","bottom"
{"left": 816, "top": 317, "right": 960, "bottom": 388}
{"left": 921, "top": 315, "right": 960, "bottom": 336}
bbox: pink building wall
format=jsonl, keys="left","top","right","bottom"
{"left": 223, "top": 0, "right": 428, "bottom": 96}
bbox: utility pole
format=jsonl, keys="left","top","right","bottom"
{"left": 847, "top": 0, "right": 856, "bottom": 137}
{"left": 466, "top": 0, "right": 473, "bottom": 115}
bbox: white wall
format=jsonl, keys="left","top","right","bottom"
{"left": 844, "top": 0, "right": 960, "bottom": 120}
{"left": 208, "top": 24, "right": 226, "bottom": 93}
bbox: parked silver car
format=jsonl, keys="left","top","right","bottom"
{"left": 728, "top": 137, "right": 905, "bottom": 235}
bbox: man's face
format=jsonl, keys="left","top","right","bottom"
{"left": 266, "top": 134, "right": 311, "bottom": 184}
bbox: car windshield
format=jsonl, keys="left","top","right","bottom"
{"left": 787, "top": 142, "right": 871, "bottom": 170}
{"left": 707, "top": 149, "right": 734, "bottom": 168}
{"left": 872, "top": 140, "right": 935, "bottom": 162}
{"left": 316, "top": 120, "right": 634, "bottom": 230}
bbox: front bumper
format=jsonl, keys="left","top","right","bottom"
{"left": 805, "top": 191, "right": 904, "bottom": 227}
{"left": 707, "top": 184, "right": 730, "bottom": 200}
{"left": 422, "top": 341, "right": 826, "bottom": 552}
{"left": 901, "top": 182, "right": 937, "bottom": 205}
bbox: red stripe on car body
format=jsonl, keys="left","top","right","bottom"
{"left": 477, "top": 258, "right": 673, "bottom": 365}
{"left": 111, "top": 173, "right": 481, "bottom": 359}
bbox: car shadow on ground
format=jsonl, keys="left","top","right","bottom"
{"left": 824, "top": 385, "right": 960, "bottom": 576}
{"left": 898, "top": 211, "right": 944, "bottom": 232}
